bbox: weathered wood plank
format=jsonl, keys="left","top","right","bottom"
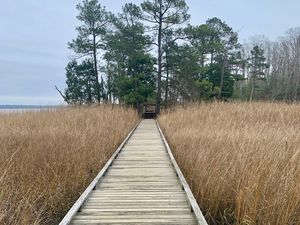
{"left": 58, "top": 121, "right": 141, "bottom": 225}
{"left": 61, "top": 119, "right": 207, "bottom": 225}
{"left": 156, "top": 120, "right": 208, "bottom": 225}
{"left": 79, "top": 207, "right": 192, "bottom": 212}
{"left": 74, "top": 211, "right": 193, "bottom": 216}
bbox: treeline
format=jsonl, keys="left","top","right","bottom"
{"left": 237, "top": 30, "right": 300, "bottom": 102}
{"left": 58, "top": 0, "right": 300, "bottom": 110}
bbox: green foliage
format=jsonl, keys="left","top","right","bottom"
{"left": 165, "top": 44, "right": 225, "bottom": 101}
{"left": 166, "top": 44, "right": 200, "bottom": 100}
{"left": 67, "top": 0, "right": 112, "bottom": 103}
{"left": 184, "top": 24, "right": 215, "bottom": 65}
{"left": 104, "top": 3, "right": 156, "bottom": 108}
{"left": 248, "top": 45, "right": 269, "bottom": 78}
{"left": 195, "top": 79, "right": 218, "bottom": 100}
{"left": 62, "top": 0, "right": 265, "bottom": 108}
{"left": 117, "top": 74, "right": 155, "bottom": 106}
{"left": 247, "top": 45, "right": 269, "bottom": 101}
{"left": 69, "top": 0, "right": 111, "bottom": 55}
{"left": 205, "top": 63, "right": 235, "bottom": 98}
{"left": 140, "top": 0, "right": 190, "bottom": 113}
{"left": 141, "top": 0, "right": 190, "bottom": 26}
{"left": 180, "top": 18, "right": 240, "bottom": 100}
{"left": 64, "top": 60, "right": 98, "bottom": 104}
{"left": 115, "top": 53, "right": 156, "bottom": 107}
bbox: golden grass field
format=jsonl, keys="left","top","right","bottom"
{"left": 159, "top": 102, "right": 300, "bottom": 225}
{"left": 0, "top": 106, "right": 138, "bottom": 225}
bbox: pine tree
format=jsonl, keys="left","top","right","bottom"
{"left": 64, "top": 60, "right": 97, "bottom": 104}
{"left": 140, "top": 0, "right": 190, "bottom": 113}
{"left": 105, "top": 3, "right": 156, "bottom": 109}
{"left": 69, "top": 0, "right": 111, "bottom": 103}
{"left": 248, "top": 45, "right": 269, "bottom": 102}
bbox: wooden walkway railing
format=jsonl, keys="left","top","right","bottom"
{"left": 60, "top": 119, "right": 208, "bottom": 225}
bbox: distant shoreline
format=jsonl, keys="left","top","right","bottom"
{"left": 0, "top": 105, "right": 63, "bottom": 113}
{"left": 0, "top": 105, "right": 62, "bottom": 109}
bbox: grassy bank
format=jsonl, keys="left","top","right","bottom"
{"left": 0, "top": 105, "right": 138, "bottom": 225}
{"left": 159, "top": 102, "right": 300, "bottom": 225}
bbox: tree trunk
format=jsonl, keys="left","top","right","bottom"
{"left": 165, "top": 49, "right": 169, "bottom": 107}
{"left": 87, "top": 71, "right": 92, "bottom": 104}
{"left": 101, "top": 76, "right": 105, "bottom": 102}
{"left": 284, "top": 73, "right": 292, "bottom": 102}
{"left": 294, "top": 74, "right": 300, "bottom": 101}
{"left": 219, "top": 55, "right": 226, "bottom": 99}
{"left": 250, "top": 76, "right": 255, "bottom": 102}
{"left": 165, "top": 67, "right": 169, "bottom": 107}
{"left": 93, "top": 34, "right": 101, "bottom": 104}
{"left": 156, "top": 0, "right": 163, "bottom": 115}
{"left": 107, "top": 62, "right": 112, "bottom": 103}
{"left": 293, "top": 52, "right": 300, "bottom": 101}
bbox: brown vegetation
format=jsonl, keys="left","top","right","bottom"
{"left": 159, "top": 102, "right": 300, "bottom": 225}
{"left": 0, "top": 106, "right": 138, "bottom": 225}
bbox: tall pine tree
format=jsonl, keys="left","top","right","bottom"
{"left": 140, "top": 0, "right": 190, "bottom": 113}
{"left": 248, "top": 45, "right": 269, "bottom": 102}
{"left": 69, "top": 0, "right": 111, "bottom": 103}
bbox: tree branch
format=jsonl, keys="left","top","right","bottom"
{"left": 159, "top": 3, "right": 171, "bottom": 18}
{"left": 142, "top": 17, "right": 159, "bottom": 24}
{"left": 147, "top": 42, "right": 159, "bottom": 47}
{"left": 69, "top": 52, "right": 93, "bottom": 61}
{"left": 55, "top": 85, "right": 68, "bottom": 103}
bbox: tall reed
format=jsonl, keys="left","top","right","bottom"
{"left": 0, "top": 105, "right": 138, "bottom": 225}
{"left": 159, "top": 102, "right": 300, "bottom": 225}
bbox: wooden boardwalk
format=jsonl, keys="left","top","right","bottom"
{"left": 60, "top": 119, "right": 207, "bottom": 225}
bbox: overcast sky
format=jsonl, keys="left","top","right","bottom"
{"left": 0, "top": 0, "right": 299, "bottom": 105}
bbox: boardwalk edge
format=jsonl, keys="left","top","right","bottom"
{"left": 155, "top": 120, "right": 208, "bottom": 225}
{"left": 59, "top": 120, "right": 141, "bottom": 225}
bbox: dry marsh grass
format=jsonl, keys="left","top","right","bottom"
{"left": 159, "top": 102, "right": 300, "bottom": 225}
{"left": 0, "top": 105, "right": 138, "bottom": 225}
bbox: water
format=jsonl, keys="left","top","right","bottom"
{"left": 0, "top": 105, "right": 61, "bottom": 113}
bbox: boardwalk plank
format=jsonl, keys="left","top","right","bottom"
{"left": 60, "top": 119, "right": 207, "bottom": 225}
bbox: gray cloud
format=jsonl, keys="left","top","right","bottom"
{"left": 0, "top": 0, "right": 299, "bottom": 104}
